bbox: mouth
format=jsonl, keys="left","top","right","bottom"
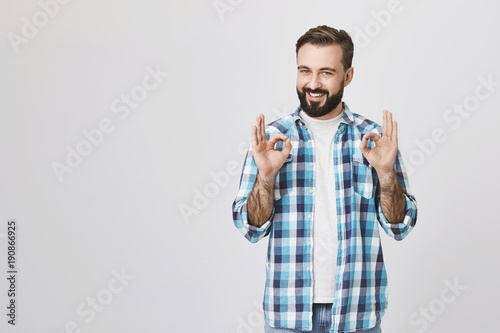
{"left": 307, "top": 91, "right": 326, "bottom": 103}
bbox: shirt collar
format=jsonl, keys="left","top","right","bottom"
{"left": 293, "top": 101, "right": 354, "bottom": 127}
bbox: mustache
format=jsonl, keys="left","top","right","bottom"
{"left": 302, "top": 87, "right": 329, "bottom": 96}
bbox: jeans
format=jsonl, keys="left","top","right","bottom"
{"left": 264, "top": 303, "right": 382, "bottom": 333}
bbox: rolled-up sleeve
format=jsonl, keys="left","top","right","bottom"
{"left": 232, "top": 148, "right": 273, "bottom": 243}
{"left": 376, "top": 150, "right": 418, "bottom": 241}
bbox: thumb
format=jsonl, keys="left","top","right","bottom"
{"left": 282, "top": 136, "right": 292, "bottom": 158}
{"left": 360, "top": 135, "right": 369, "bottom": 155}
{"left": 360, "top": 132, "right": 380, "bottom": 154}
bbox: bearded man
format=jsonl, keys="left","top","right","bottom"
{"left": 232, "top": 25, "right": 418, "bottom": 333}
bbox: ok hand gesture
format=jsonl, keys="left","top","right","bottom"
{"left": 251, "top": 113, "right": 292, "bottom": 181}
{"left": 360, "top": 110, "right": 398, "bottom": 176}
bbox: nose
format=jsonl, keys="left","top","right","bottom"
{"left": 308, "top": 73, "right": 321, "bottom": 91}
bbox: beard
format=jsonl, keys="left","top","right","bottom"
{"left": 296, "top": 80, "right": 344, "bottom": 118}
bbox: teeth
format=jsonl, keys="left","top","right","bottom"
{"left": 309, "top": 92, "right": 324, "bottom": 97}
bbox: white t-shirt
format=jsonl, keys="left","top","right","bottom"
{"left": 299, "top": 109, "right": 343, "bottom": 303}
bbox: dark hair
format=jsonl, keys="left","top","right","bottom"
{"left": 296, "top": 25, "right": 354, "bottom": 72}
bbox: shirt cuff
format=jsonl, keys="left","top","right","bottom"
{"left": 238, "top": 202, "right": 274, "bottom": 243}
{"left": 377, "top": 193, "right": 417, "bottom": 241}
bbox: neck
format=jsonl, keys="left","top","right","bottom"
{"left": 314, "top": 102, "right": 344, "bottom": 120}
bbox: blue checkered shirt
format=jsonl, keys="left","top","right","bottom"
{"left": 232, "top": 102, "right": 418, "bottom": 332}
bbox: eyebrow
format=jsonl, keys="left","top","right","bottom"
{"left": 297, "top": 65, "right": 337, "bottom": 72}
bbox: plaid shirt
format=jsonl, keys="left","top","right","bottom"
{"left": 231, "top": 102, "right": 418, "bottom": 332}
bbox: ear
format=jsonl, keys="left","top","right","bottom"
{"left": 343, "top": 67, "right": 354, "bottom": 87}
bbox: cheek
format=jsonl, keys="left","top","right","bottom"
{"left": 327, "top": 81, "right": 340, "bottom": 94}
{"left": 296, "top": 77, "right": 306, "bottom": 90}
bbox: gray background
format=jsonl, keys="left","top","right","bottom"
{"left": 1, "top": 0, "right": 498, "bottom": 332}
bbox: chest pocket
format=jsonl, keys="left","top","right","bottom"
{"left": 352, "top": 158, "right": 376, "bottom": 199}
{"left": 274, "top": 153, "right": 293, "bottom": 200}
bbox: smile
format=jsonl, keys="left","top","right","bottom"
{"left": 307, "top": 91, "right": 326, "bottom": 101}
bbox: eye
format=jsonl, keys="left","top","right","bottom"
{"left": 300, "top": 69, "right": 309, "bottom": 74}
{"left": 322, "top": 71, "right": 333, "bottom": 76}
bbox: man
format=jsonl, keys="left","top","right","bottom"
{"left": 231, "top": 25, "right": 417, "bottom": 333}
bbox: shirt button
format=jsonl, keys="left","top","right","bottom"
{"left": 307, "top": 267, "right": 311, "bottom": 271}
{"left": 308, "top": 214, "right": 311, "bottom": 219}
{"left": 307, "top": 139, "right": 311, "bottom": 143}
{"left": 309, "top": 189, "right": 313, "bottom": 193}
{"left": 308, "top": 241, "right": 312, "bottom": 246}
{"left": 309, "top": 162, "right": 314, "bottom": 167}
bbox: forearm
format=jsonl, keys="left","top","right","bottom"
{"left": 247, "top": 172, "right": 275, "bottom": 227}
{"left": 378, "top": 170, "right": 406, "bottom": 224}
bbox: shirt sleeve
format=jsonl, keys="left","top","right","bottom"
{"left": 376, "top": 150, "right": 418, "bottom": 241}
{"left": 231, "top": 148, "right": 273, "bottom": 243}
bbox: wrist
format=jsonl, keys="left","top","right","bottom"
{"left": 257, "top": 171, "right": 278, "bottom": 185}
{"left": 376, "top": 168, "right": 396, "bottom": 185}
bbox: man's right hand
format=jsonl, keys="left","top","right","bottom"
{"left": 251, "top": 113, "right": 292, "bottom": 181}
{"left": 247, "top": 113, "right": 292, "bottom": 227}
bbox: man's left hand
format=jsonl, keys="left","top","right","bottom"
{"left": 360, "top": 109, "right": 406, "bottom": 223}
{"left": 360, "top": 109, "right": 398, "bottom": 177}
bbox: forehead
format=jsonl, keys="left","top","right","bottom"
{"left": 297, "top": 43, "right": 344, "bottom": 71}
